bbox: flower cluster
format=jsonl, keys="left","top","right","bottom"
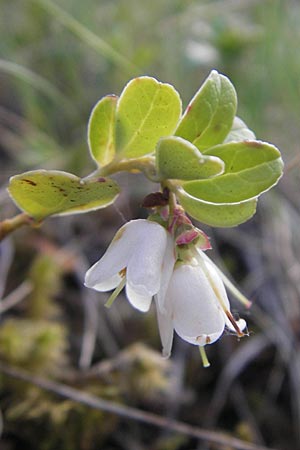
{"left": 85, "top": 215, "right": 248, "bottom": 363}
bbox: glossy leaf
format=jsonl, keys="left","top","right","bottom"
{"left": 203, "top": 140, "right": 281, "bottom": 173}
{"left": 88, "top": 95, "right": 118, "bottom": 167}
{"left": 182, "top": 141, "right": 283, "bottom": 203}
{"left": 116, "top": 76, "right": 182, "bottom": 159}
{"left": 224, "top": 116, "right": 256, "bottom": 143}
{"left": 8, "top": 170, "right": 120, "bottom": 220}
{"left": 156, "top": 136, "right": 224, "bottom": 180}
{"left": 177, "top": 189, "right": 257, "bottom": 227}
{"left": 175, "top": 70, "right": 237, "bottom": 150}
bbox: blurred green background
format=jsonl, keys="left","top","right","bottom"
{"left": 0, "top": 0, "right": 300, "bottom": 449}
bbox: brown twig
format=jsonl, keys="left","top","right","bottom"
{"left": 0, "top": 361, "right": 277, "bottom": 450}
{"left": 0, "top": 213, "right": 33, "bottom": 241}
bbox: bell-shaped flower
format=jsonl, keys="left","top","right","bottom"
{"left": 156, "top": 249, "right": 247, "bottom": 358}
{"left": 84, "top": 219, "right": 175, "bottom": 312}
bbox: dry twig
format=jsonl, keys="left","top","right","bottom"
{"left": 0, "top": 361, "right": 277, "bottom": 450}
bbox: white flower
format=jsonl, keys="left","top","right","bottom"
{"left": 84, "top": 219, "right": 175, "bottom": 312}
{"left": 155, "top": 249, "right": 246, "bottom": 358}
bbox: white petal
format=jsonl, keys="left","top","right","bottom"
{"left": 200, "top": 250, "right": 230, "bottom": 311}
{"left": 84, "top": 219, "right": 149, "bottom": 291}
{"left": 200, "top": 251, "right": 247, "bottom": 334}
{"left": 125, "top": 282, "right": 152, "bottom": 312}
{"left": 166, "top": 264, "right": 226, "bottom": 346}
{"left": 85, "top": 273, "right": 122, "bottom": 292}
{"left": 155, "top": 296, "right": 174, "bottom": 358}
{"left": 156, "top": 233, "right": 176, "bottom": 313}
{"left": 127, "top": 221, "right": 171, "bottom": 297}
{"left": 177, "top": 330, "right": 223, "bottom": 346}
{"left": 225, "top": 317, "right": 247, "bottom": 333}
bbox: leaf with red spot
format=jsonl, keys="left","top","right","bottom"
{"left": 175, "top": 70, "right": 237, "bottom": 150}
{"left": 8, "top": 170, "right": 120, "bottom": 220}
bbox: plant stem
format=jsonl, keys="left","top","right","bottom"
{"left": 168, "top": 191, "right": 177, "bottom": 217}
{"left": 0, "top": 213, "right": 33, "bottom": 241}
{"left": 96, "top": 156, "right": 158, "bottom": 182}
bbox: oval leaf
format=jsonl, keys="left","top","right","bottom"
{"left": 8, "top": 170, "right": 120, "bottom": 221}
{"left": 182, "top": 141, "right": 283, "bottom": 203}
{"left": 88, "top": 95, "right": 118, "bottom": 167}
{"left": 203, "top": 140, "right": 281, "bottom": 173}
{"left": 175, "top": 70, "right": 237, "bottom": 150}
{"left": 224, "top": 116, "right": 256, "bottom": 143}
{"left": 177, "top": 189, "right": 257, "bottom": 227}
{"left": 116, "top": 76, "right": 182, "bottom": 159}
{"left": 156, "top": 136, "right": 224, "bottom": 180}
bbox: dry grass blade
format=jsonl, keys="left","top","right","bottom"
{"left": 31, "top": 0, "right": 139, "bottom": 74}
{"left": 0, "top": 59, "right": 71, "bottom": 108}
{"left": 0, "top": 281, "right": 32, "bottom": 314}
{"left": 0, "top": 239, "right": 14, "bottom": 299}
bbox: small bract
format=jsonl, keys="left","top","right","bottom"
{"left": 84, "top": 219, "right": 175, "bottom": 312}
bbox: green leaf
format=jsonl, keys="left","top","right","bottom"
{"left": 88, "top": 95, "right": 118, "bottom": 167}
{"left": 116, "top": 76, "right": 182, "bottom": 159}
{"left": 8, "top": 170, "right": 120, "bottom": 221}
{"left": 224, "top": 116, "right": 256, "bottom": 143}
{"left": 182, "top": 141, "right": 283, "bottom": 203}
{"left": 203, "top": 140, "right": 281, "bottom": 173}
{"left": 175, "top": 70, "right": 237, "bottom": 150}
{"left": 177, "top": 189, "right": 257, "bottom": 227}
{"left": 156, "top": 136, "right": 224, "bottom": 180}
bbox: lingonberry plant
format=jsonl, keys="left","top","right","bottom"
{"left": 1, "top": 70, "right": 283, "bottom": 365}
